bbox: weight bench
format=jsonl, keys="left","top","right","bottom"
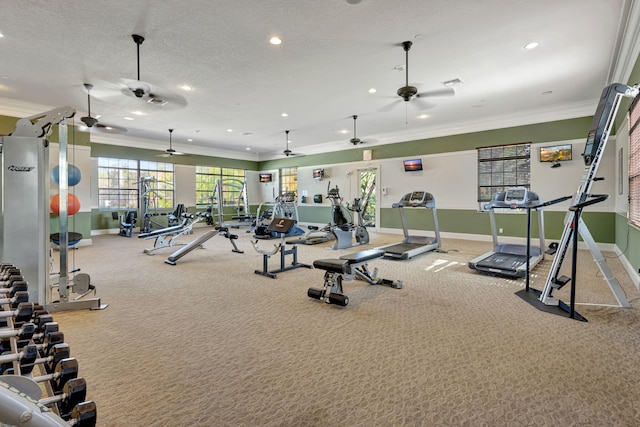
{"left": 308, "top": 249, "right": 402, "bottom": 306}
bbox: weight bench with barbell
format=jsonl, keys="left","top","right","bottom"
{"left": 308, "top": 249, "right": 402, "bottom": 306}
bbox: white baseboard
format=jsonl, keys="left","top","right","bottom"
{"left": 615, "top": 245, "right": 640, "bottom": 291}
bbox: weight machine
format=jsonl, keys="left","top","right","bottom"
{"left": 252, "top": 218, "right": 312, "bottom": 278}
{"left": 520, "top": 83, "right": 638, "bottom": 320}
{"left": 252, "top": 191, "right": 304, "bottom": 239}
{"left": 0, "top": 107, "right": 105, "bottom": 311}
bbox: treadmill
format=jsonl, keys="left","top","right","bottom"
{"left": 468, "top": 187, "right": 544, "bottom": 278}
{"left": 378, "top": 191, "right": 441, "bottom": 260}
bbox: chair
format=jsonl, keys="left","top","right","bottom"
{"left": 119, "top": 210, "right": 137, "bottom": 237}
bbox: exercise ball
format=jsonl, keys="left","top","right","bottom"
{"left": 50, "top": 164, "right": 82, "bottom": 187}
{"left": 50, "top": 193, "right": 81, "bottom": 216}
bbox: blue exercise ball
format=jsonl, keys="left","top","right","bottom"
{"left": 50, "top": 164, "right": 82, "bottom": 187}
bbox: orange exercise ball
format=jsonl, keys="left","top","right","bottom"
{"left": 50, "top": 193, "right": 81, "bottom": 216}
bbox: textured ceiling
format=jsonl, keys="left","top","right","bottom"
{"left": 0, "top": 0, "right": 638, "bottom": 161}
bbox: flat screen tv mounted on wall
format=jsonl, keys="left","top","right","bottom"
{"left": 259, "top": 173, "right": 272, "bottom": 183}
{"left": 540, "top": 144, "right": 572, "bottom": 162}
{"left": 312, "top": 168, "right": 325, "bottom": 180}
{"left": 403, "top": 159, "right": 423, "bottom": 172}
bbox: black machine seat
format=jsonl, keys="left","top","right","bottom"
{"left": 167, "top": 204, "right": 185, "bottom": 227}
{"left": 119, "top": 210, "right": 137, "bottom": 237}
{"left": 309, "top": 249, "right": 401, "bottom": 307}
{"left": 313, "top": 259, "right": 349, "bottom": 274}
{"left": 340, "top": 249, "right": 385, "bottom": 263}
{"left": 313, "top": 249, "right": 385, "bottom": 274}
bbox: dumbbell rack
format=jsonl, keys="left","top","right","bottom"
{"left": 537, "top": 83, "right": 639, "bottom": 314}
{"left": 0, "top": 263, "right": 97, "bottom": 426}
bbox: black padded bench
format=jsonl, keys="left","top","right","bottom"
{"left": 309, "top": 249, "right": 402, "bottom": 306}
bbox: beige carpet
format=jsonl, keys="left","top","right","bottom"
{"left": 51, "top": 226, "right": 640, "bottom": 426}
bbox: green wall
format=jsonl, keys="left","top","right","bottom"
{"left": 50, "top": 212, "right": 92, "bottom": 240}
{"left": 91, "top": 143, "right": 259, "bottom": 170}
{"left": 258, "top": 116, "right": 592, "bottom": 170}
{"left": 616, "top": 213, "right": 640, "bottom": 272}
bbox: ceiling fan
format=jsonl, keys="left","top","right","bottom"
{"left": 157, "top": 128, "right": 185, "bottom": 157}
{"left": 349, "top": 115, "right": 365, "bottom": 145}
{"left": 283, "top": 130, "right": 302, "bottom": 157}
{"left": 80, "top": 83, "right": 127, "bottom": 134}
{"left": 121, "top": 34, "right": 187, "bottom": 110}
{"left": 382, "top": 40, "right": 455, "bottom": 111}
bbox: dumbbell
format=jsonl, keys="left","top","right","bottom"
{"left": 70, "top": 400, "right": 98, "bottom": 427}
{"left": 0, "top": 322, "right": 58, "bottom": 353}
{"left": 0, "top": 342, "right": 69, "bottom": 375}
{"left": 0, "top": 291, "right": 29, "bottom": 309}
{"left": 0, "top": 322, "right": 36, "bottom": 353}
{"left": 0, "top": 375, "right": 97, "bottom": 426}
{"left": 0, "top": 280, "right": 28, "bottom": 297}
{"left": 33, "top": 357, "right": 80, "bottom": 393}
{"left": 1, "top": 273, "right": 24, "bottom": 288}
{"left": 0, "top": 267, "right": 21, "bottom": 281}
{"left": 39, "top": 377, "right": 88, "bottom": 421}
{"left": 0, "top": 302, "right": 34, "bottom": 326}
{"left": 0, "top": 322, "right": 36, "bottom": 342}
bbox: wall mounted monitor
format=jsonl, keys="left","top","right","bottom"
{"left": 403, "top": 158, "right": 423, "bottom": 172}
{"left": 540, "top": 144, "right": 572, "bottom": 162}
{"left": 312, "top": 168, "right": 325, "bottom": 179}
{"left": 259, "top": 173, "right": 272, "bottom": 183}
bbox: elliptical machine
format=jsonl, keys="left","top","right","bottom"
{"left": 327, "top": 184, "right": 369, "bottom": 250}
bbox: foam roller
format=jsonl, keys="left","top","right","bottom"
{"left": 307, "top": 288, "right": 324, "bottom": 300}
{"left": 328, "top": 293, "right": 349, "bottom": 306}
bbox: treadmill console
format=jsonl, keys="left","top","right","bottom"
{"left": 504, "top": 187, "right": 528, "bottom": 205}
{"left": 398, "top": 191, "right": 431, "bottom": 207}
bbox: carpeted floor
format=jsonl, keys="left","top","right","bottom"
{"left": 51, "top": 226, "right": 640, "bottom": 426}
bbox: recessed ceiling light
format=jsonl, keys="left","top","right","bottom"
{"left": 180, "top": 84, "right": 193, "bottom": 91}
{"left": 0, "top": 33, "right": 4, "bottom": 38}
{"left": 339, "top": 129, "right": 349, "bottom": 134}
{"left": 187, "top": 138, "right": 193, "bottom": 142}
{"left": 368, "top": 88, "right": 377, "bottom": 94}
{"left": 417, "top": 114, "right": 429, "bottom": 119}
{"left": 270, "top": 36, "right": 282, "bottom": 45}
{"left": 281, "top": 113, "right": 288, "bottom": 117}
{"left": 246, "top": 147, "right": 251, "bottom": 150}
{"left": 123, "top": 117, "right": 134, "bottom": 121}
{"left": 132, "top": 110, "right": 145, "bottom": 116}
{"left": 227, "top": 129, "right": 233, "bottom": 132}
{"left": 524, "top": 42, "right": 540, "bottom": 50}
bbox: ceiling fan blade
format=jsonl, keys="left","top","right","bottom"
{"left": 379, "top": 99, "right": 402, "bottom": 112}
{"left": 410, "top": 96, "right": 435, "bottom": 110}
{"left": 417, "top": 87, "right": 456, "bottom": 98}
{"left": 83, "top": 123, "right": 127, "bottom": 134}
{"left": 120, "top": 79, "right": 188, "bottom": 110}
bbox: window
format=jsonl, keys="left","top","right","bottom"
{"left": 139, "top": 161, "right": 174, "bottom": 209}
{"left": 280, "top": 167, "right": 297, "bottom": 197}
{"left": 97, "top": 158, "right": 139, "bottom": 209}
{"left": 477, "top": 143, "right": 531, "bottom": 202}
{"left": 97, "top": 158, "right": 174, "bottom": 209}
{"left": 195, "top": 166, "right": 246, "bottom": 207}
{"left": 629, "top": 97, "right": 640, "bottom": 227}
